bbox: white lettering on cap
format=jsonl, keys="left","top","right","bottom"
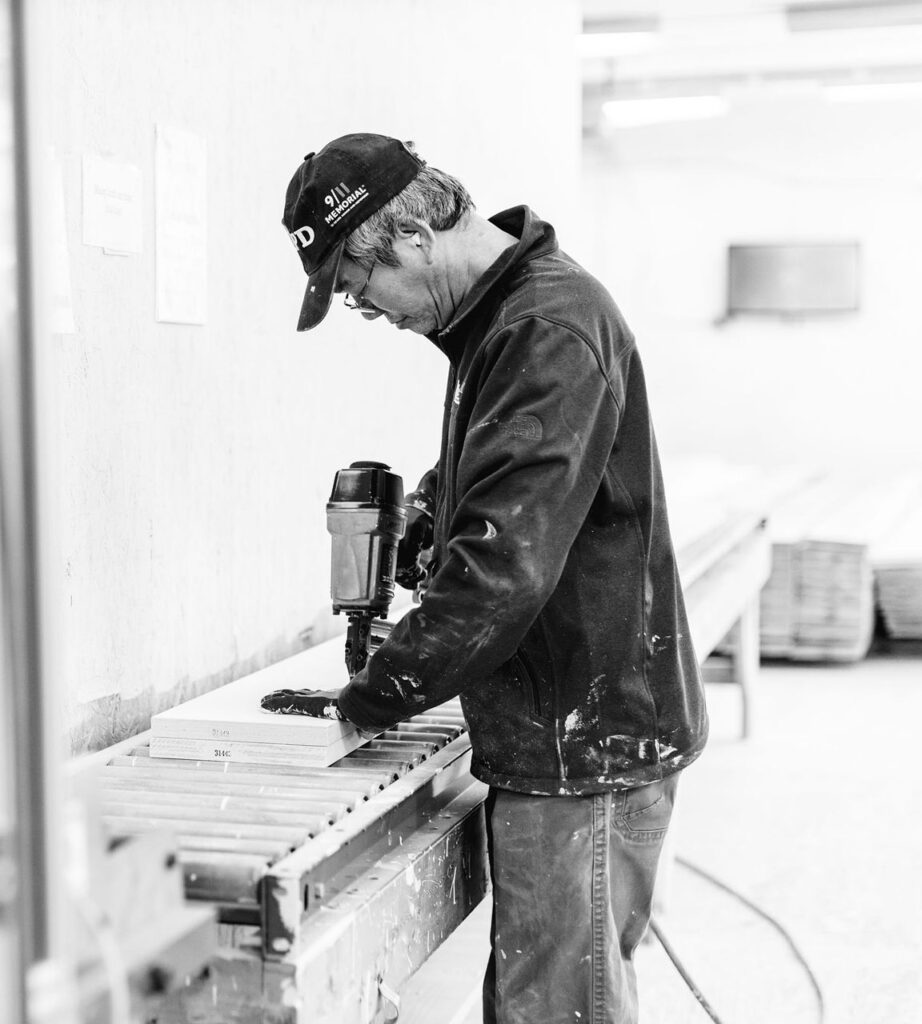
{"left": 289, "top": 226, "right": 315, "bottom": 249}
{"left": 325, "top": 182, "right": 350, "bottom": 207}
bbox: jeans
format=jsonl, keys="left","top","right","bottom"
{"left": 482, "top": 774, "right": 679, "bottom": 1024}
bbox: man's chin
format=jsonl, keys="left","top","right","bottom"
{"left": 396, "top": 317, "right": 428, "bottom": 335}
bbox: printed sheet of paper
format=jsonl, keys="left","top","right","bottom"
{"left": 81, "top": 154, "right": 142, "bottom": 255}
{"left": 155, "top": 124, "right": 207, "bottom": 324}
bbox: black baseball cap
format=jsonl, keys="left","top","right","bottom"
{"left": 282, "top": 133, "right": 424, "bottom": 331}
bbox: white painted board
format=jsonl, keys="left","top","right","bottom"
{"left": 151, "top": 636, "right": 355, "bottom": 747}
{"left": 149, "top": 731, "right": 365, "bottom": 766}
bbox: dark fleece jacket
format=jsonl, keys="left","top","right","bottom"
{"left": 337, "top": 207, "right": 708, "bottom": 795}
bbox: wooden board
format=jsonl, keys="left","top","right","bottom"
{"left": 149, "top": 731, "right": 365, "bottom": 766}
{"left": 151, "top": 635, "right": 354, "bottom": 745}
{"left": 149, "top": 634, "right": 364, "bottom": 766}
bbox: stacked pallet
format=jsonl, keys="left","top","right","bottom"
{"left": 871, "top": 485, "right": 922, "bottom": 639}
{"left": 665, "top": 457, "right": 922, "bottom": 660}
{"left": 759, "top": 472, "right": 922, "bottom": 661}
{"left": 758, "top": 475, "right": 863, "bottom": 661}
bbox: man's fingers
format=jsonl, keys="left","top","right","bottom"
{"left": 260, "top": 688, "right": 344, "bottom": 719}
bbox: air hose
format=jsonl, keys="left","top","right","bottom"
{"left": 649, "top": 855, "right": 826, "bottom": 1024}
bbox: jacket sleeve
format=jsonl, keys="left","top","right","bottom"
{"left": 337, "top": 316, "right": 631, "bottom": 731}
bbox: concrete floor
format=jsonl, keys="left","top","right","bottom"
{"left": 400, "top": 640, "right": 922, "bottom": 1024}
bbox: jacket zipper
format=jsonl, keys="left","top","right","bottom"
{"left": 445, "top": 367, "right": 459, "bottom": 518}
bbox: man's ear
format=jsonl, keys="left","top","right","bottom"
{"left": 395, "top": 219, "right": 436, "bottom": 259}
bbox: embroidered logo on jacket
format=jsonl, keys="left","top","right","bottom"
{"left": 499, "top": 414, "right": 542, "bottom": 440}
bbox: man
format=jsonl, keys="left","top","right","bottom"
{"left": 266, "top": 133, "right": 708, "bottom": 1024}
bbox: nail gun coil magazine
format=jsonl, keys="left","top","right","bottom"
{"left": 327, "top": 460, "right": 407, "bottom": 615}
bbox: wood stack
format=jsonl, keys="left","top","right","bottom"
{"left": 150, "top": 637, "right": 368, "bottom": 767}
{"left": 871, "top": 483, "right": 922, "bottom": 640}
{"left": 759, "top": 472, "right": 922, "bottom": 661}
{"left": 665, "top": 456, "right": 922, "bottom": 660}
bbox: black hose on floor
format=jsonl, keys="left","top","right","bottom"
{"left": 649, "top": 855, "right": 826, "bottom": 1024}
{"left": 649, "top": 916, "right": 725, "bottom": 1023}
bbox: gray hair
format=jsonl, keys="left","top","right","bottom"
{"left": 344, "top": 146, "right": 474, "bottom": 269}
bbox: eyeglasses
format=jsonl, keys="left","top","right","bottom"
{"left": 343, "top": 264, "right": 377, "bottom": 313}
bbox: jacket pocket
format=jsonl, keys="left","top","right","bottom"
{"left": 512, "top": 650, "right": 552, "bottom": 725}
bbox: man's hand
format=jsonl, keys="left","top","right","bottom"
{"left": 395, "top": 504, "right": 434, "bottom": 589}
{"left": 260, "top": 688, "right": 344, "bottom": 720}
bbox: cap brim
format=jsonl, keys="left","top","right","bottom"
{"left": 297, "top": 240, "right": 345, "bottom": 332}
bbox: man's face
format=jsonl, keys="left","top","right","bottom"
{"left": 335, "top": 231, "right": 450, "bottom": 336}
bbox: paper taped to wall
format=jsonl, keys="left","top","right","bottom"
{"left": 82, "top": 153, "right": 142, "bottom": 255}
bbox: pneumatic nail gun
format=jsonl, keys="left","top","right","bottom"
{"left": 326, "top": 461, "right": 407, "bottom": 677}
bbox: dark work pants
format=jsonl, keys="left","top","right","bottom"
{"left": 482, "top": 775, "right": 679, "bottom": 1024}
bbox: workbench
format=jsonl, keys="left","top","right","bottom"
{"left": 80, "top": 507, "right": 770, "bottom": 1024}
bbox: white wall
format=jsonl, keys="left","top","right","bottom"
{"left": 582, "top": 93, "right": 922, "bottom": 479}
{"left": 26, "top": 0, "right": 581, "bottom": 750}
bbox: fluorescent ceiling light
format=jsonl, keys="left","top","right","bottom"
{"left": 582, "top": 14, "right": 658, "bottom": 34}
{"left": 602, "top": 95, "right": 729, "bottom": 128}
{"left": 825, "top": 80, "right": 922, "bottom": 101}
{"left": 788, "top": 0, "right": 922, "bottom": 32}
{"left": 578, "top": 31, "right": 658, "bottom": 58}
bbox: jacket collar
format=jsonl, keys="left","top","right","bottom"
{"left": 433, "top": 206, "right": 557, "bottom": 346}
